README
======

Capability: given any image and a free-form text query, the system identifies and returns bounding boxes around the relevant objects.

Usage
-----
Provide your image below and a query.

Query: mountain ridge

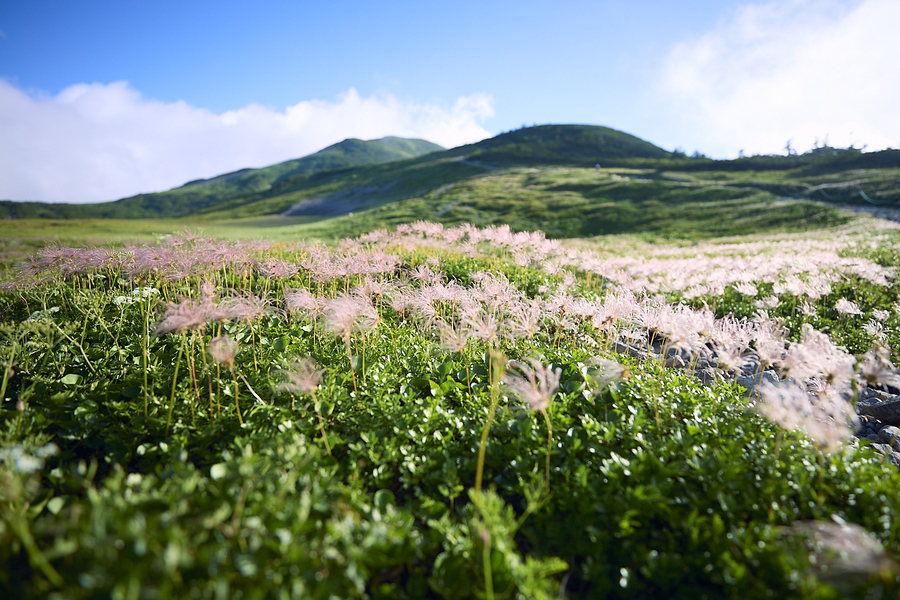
[2,125,899,230]
[0,136,444,219]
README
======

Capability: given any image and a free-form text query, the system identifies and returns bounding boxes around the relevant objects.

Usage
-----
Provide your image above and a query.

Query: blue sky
[1,0,898,203]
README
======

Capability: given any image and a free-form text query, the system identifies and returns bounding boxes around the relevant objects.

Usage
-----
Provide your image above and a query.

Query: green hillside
[0,136,443,219]
[2,125,899,243]
[264,167,859,241]
[148,125,680,220]
[442,123,672,166]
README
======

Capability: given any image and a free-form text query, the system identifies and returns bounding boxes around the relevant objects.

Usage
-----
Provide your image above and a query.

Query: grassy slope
[0,167,858,245]
[181,128,900,239]
[0,136,443,219]
[274,167,855,241]
[1,125,899,243]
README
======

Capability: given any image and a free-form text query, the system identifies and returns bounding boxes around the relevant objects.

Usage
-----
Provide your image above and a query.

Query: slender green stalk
[52,322,97,375]
[250,325,259,373]
[474,350,505,507]
[540,408,553,493]
[8,513,63,587]
[0,340,17,406]
[142,303,150,416]
[166,332,187,435]
[199,334,214,424]
[237,372,263,405]
[230,365,243,425]
[481,524,494,600]
[311,389,332,457]
[345,336,358,392]
[188,332,200,422]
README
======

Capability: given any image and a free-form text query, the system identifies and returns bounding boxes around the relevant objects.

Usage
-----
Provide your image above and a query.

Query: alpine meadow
[6,124,900,599]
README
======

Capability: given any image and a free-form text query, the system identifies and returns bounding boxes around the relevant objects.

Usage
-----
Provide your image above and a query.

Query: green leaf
[374,489,395,509]
[121,385,141,399]
[437,360,453,379]
[46,496,66,515]
[428,552,472,600]
[210,463,228,480]
[61,373,82,386]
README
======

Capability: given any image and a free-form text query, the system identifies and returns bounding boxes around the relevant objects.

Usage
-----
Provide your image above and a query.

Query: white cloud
[0,80,494,203]
[655,0,900,158]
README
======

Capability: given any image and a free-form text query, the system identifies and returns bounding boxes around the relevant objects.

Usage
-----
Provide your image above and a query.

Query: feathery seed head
[835,298,863,316]
[322,292,378,339]
[504,358,562,413]
[756,381,857,452]
[857,345,900,389]
[278,357,324,395]
[208,336,239,367]
[586,357,627,391]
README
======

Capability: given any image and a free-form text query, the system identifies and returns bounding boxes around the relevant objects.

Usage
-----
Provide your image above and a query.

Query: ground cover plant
[3,220,900,598]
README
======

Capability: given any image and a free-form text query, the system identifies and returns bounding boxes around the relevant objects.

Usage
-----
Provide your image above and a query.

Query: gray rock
[878,425,900,444]
[866,434,882,443]
[612,342,647,360]
[696,368,717,386]
[863,388,895,403]
[888,452,900,469]
[665,355,686,369]
[869,443,892,455]
[735,370,780,396]
[739,360,761,378]
[857,414,879,428]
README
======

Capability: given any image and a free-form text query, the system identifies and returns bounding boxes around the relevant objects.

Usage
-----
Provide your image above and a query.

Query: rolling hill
[2,124,899,242]
[0,136,443,219]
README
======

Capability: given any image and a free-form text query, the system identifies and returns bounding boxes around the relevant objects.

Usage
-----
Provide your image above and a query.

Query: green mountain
[0,136,443,219]
[443,123,671,166]
[118,125,677,220]
[3,124,900,242]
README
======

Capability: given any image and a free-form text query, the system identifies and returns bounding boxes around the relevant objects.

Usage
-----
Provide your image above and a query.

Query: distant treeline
[657,147,900,174]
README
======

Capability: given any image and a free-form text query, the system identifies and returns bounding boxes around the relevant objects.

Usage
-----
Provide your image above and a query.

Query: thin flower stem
[0,340,17,409]
[52,322,97,375]
[361,333,367,386]
[142,303,150,417]
[198,335,214,424]
[166,333,187,436]
[8,515,64,587]
[540,408,553,493]
[237,372,264,405]
[481,523,495,600]
[311,390,332,456]
[230,365,243,425]
[251,325,259,374]
[345,336,358,392]
[188,333,200,421]
[474,349,505,507]
[215,362,222,416]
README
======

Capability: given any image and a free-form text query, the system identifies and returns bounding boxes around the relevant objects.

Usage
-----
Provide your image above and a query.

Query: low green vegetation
[3,126,897,231]
[3,124,900,597]
[0,164,868,246]
[282,167,855,241]
[3,223,900,598]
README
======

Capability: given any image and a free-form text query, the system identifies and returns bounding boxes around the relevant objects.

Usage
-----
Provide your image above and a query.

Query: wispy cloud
[0,80,494,203]
[655,0,900,158]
